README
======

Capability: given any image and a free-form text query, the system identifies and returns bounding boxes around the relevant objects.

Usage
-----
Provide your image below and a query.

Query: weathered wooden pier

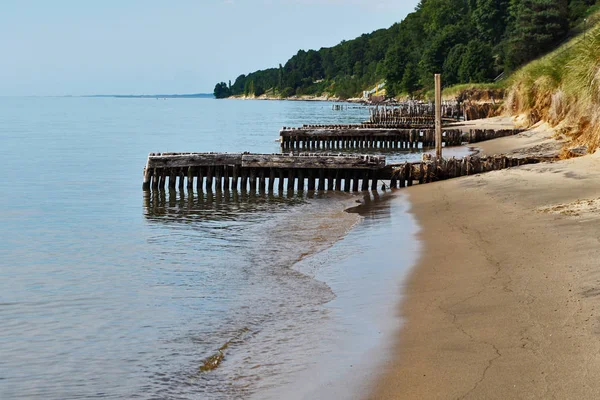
[142,152,547,193]
[280,128,463,150]
[279,127,523,151]
[143,152,388,193]
[368,101,462,123]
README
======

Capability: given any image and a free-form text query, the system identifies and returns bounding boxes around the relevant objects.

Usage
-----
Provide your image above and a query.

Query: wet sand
[371,126,600,399]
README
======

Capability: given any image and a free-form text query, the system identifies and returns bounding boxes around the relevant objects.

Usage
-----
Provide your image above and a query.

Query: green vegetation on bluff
[506,7,600,151]
[214,0,599,99]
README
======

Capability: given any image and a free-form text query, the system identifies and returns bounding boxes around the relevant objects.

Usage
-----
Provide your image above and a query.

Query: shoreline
[369,130,600,398]
[226,94,369,104]
[259,191,419,400]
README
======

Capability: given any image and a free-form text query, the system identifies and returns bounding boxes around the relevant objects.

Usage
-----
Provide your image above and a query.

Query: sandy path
[370,146,600,399]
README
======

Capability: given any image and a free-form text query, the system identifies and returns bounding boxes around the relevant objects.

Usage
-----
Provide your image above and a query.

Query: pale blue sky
[0,1,420,96]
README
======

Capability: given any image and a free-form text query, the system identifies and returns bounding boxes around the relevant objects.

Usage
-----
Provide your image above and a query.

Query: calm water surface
[0,97,421,399]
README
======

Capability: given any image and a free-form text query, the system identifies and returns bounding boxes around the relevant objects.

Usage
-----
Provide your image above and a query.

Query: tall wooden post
[435,74,443,160]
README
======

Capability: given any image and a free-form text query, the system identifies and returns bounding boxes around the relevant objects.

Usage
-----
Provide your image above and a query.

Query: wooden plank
[241,154,385,169]
[148,153,243,168]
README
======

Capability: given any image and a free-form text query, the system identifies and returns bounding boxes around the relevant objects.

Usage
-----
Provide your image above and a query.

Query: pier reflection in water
[142,188,316,221]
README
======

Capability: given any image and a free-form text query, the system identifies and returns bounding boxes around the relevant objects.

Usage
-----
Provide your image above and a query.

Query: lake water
[0,97,424,399]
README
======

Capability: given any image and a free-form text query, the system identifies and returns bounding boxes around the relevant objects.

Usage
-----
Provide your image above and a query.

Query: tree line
[214,0,598,99]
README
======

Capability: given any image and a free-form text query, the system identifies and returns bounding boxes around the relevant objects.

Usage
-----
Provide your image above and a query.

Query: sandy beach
[370,123,600,399]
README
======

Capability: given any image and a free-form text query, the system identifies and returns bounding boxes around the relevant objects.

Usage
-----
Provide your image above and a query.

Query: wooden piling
[169,169,176,190]
[344,171,351,192]
[318,169,325,191]
[232,165,239,191]
[215,166,223,192]
[196,167,204,192]
[287,169,294,191]
[268,168,275,192]
[278,169,285,192]
[335,171,342,191]
[435,74,442,160]
[249,168,257,193]
[206,166,214,191]
[297,169,305,191]
[240,168,248,192]
[308,169,316,191]
[352,171,360,192]
[371,171,378,191]
[258,169,266,192]
[142,166,152,191]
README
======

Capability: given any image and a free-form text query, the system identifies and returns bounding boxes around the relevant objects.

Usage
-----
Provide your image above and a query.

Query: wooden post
[335,171,342,191]
[278,169,285,192]
[159,169,166,191]
[318,169,325,191]
[287,169,294,191]
[224,166,231,191]
[352,171,360,192]
[206,166,214,191]
[258,169,266,193]
[240,168,248,192]
[169,169,176,190]
[362,170,370,191]
[268,168,275,193]
[196,167,204,192]
[327,171,334,191]
[370,170,378,191]
[435,74,443,160]
[232,165,239,191]
[344,170,351,192]
[249,168,257,193]
[142,167,152,191]
[308,169,316,191]
[178,169,185,191]
[297,169,305,191]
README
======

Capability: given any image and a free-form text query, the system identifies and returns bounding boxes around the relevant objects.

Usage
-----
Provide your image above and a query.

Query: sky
[0,0,420,96]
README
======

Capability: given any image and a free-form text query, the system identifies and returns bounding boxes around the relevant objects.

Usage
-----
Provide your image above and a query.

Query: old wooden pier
[280,128,464,150]
[143,152,387,193]
[142,152,546,193]
[279,127,524,151]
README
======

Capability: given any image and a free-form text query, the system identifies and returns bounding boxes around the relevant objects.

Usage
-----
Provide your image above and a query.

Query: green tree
[458,40,495,82]
[506,0,569,70]
[213,82,231,99]
[471,0,510,42]
[443,44,467,85]
[401,62,420,95]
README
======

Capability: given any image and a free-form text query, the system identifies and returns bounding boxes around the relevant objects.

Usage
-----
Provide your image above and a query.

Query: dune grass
[442,82,506,98]
[506,14,600,151]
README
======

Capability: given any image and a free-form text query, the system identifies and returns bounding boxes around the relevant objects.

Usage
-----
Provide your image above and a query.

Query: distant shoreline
[227,94,369,104]
[79,93,214,99]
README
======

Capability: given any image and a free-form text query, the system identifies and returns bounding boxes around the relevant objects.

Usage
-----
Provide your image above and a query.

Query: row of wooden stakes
[279,129,464,150]
[389,155,545,188]
[146,165,387,193]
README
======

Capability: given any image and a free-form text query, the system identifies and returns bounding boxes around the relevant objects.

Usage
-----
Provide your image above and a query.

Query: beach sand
[370,123,600,399]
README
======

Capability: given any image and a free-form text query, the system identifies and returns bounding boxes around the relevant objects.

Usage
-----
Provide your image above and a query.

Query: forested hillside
[214,0,599,99]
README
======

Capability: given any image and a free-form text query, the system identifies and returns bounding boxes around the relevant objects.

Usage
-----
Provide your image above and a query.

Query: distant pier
[279,127,524,151]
